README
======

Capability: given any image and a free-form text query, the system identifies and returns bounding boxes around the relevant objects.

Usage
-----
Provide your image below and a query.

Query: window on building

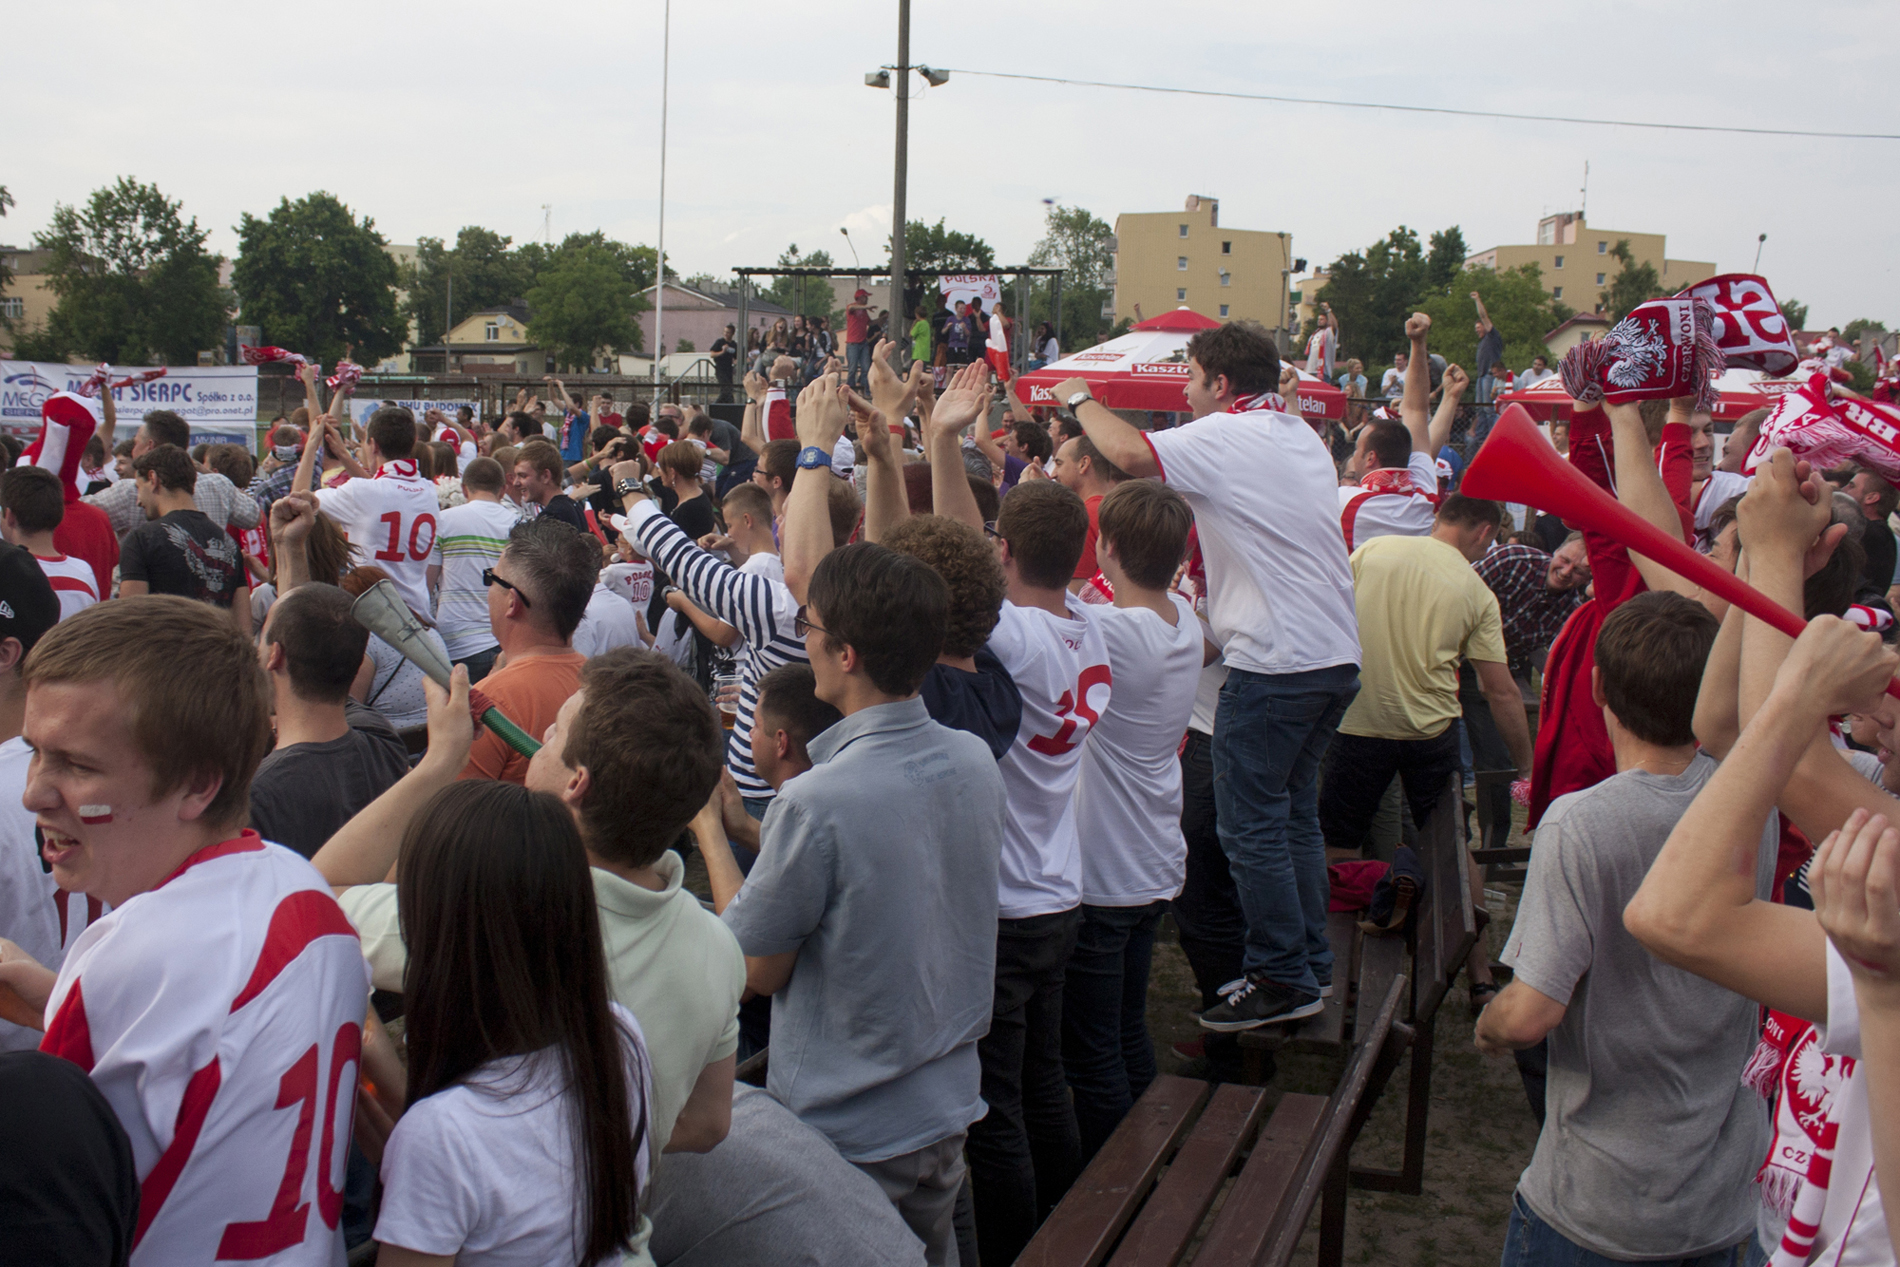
[1222,241,1232,255]
[1597,241,1608,254]
[1554,255,1564,268]
[1553,286,1563,300]
[1177,256,1188,271]
[1177,288,1187,301]
[1219,304,1230,317]
[0,298,22,320]
[485,323,500,342]
[1220,271,1231,287]
[1596,272,1606,286]
[1179,224,1189,238]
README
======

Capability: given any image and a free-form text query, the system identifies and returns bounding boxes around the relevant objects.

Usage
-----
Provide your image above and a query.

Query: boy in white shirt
[1,467,98,619]
[923,370,1109,1266]
[0,598,367,1265]
[428,455,518,682]
[1061,481,1204,1163]
[301,405,439,616]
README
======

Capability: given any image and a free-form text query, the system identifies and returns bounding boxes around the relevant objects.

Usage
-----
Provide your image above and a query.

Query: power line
[928,67,1900,142]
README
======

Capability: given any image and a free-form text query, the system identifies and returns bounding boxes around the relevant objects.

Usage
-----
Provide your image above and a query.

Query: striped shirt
[85,469,261,536]
[33,552,99,619]
[627,499,806,800]
[429,498,519,658]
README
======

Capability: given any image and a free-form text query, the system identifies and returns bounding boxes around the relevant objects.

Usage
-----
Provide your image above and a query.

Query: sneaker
[1195,976,1324,1031]
[1220,974,1331,999]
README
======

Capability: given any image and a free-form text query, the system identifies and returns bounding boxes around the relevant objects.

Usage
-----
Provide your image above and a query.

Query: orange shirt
[1072,495,1104,580]
[459,649,585,785]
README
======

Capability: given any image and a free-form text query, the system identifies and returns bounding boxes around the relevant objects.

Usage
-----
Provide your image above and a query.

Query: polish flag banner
[1746,371,1900,485]
[986,315,1013,384]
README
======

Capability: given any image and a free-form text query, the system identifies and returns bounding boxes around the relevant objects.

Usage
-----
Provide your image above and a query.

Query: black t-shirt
[669,493,718,541]
[1862,516,1897,597]
[119,508,243,608]
[249,703,411,859]
[920,648,1023,761]
[0,1050,139,1265]
[538,494,590,534]
[709,416,754,465]
[711,337,737,371]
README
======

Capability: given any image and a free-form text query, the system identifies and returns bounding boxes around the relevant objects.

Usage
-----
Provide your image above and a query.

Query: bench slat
[1414,772,1478,1023]
[1107,1084,1266,1267]
[1262,975,1409,1267]
[1017,1075,1209,1267]
[1186,1093,1328,1267]
[1353,932,1404,1043]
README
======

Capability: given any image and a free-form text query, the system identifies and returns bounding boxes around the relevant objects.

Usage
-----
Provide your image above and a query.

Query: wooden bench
[1017,974,1409,1267]
[1469,768,1531,882]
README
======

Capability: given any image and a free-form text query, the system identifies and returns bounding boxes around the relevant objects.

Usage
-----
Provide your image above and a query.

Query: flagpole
[653,0,671,399]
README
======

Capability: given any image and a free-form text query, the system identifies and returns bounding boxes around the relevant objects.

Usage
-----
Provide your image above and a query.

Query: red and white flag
[986,315,1013,384]
[1746,370,1900,485]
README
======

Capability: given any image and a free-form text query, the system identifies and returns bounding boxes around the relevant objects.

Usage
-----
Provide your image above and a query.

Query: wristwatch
[796,445,833,471]
[1066,389,1093,410]
[615,477,644,496]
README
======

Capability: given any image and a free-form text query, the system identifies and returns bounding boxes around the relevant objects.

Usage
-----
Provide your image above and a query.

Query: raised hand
[1278,366,1300,396]
[1405,312,1432,341]
[1811,809,1900,990]
[930,360,994,439]
[844,385,895,465]
[1776,615,1900,719]
[1738,448,1837,568]
[271,490,318,548]
[1442,364,1470,398]
[868,339,917,421]
[743,370,769,404]
[795,373,850,449]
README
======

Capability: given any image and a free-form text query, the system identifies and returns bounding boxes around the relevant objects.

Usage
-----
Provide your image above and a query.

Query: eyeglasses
[793,605,828,637]
[482,568,531,608]
[982,521,1003,541]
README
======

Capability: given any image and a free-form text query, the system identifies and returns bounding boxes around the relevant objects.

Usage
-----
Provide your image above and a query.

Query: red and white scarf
[240,345,313,374]
[1745,371,1900,486]
[1742,1010,1856,1266]
[75,364,167,397]
[375,458,420,481]
[1357,466,1432,499]
[1561,297,1724,413]
[1230,390,1288,415]
[1675,274,1801,377]
[326,360,365,392]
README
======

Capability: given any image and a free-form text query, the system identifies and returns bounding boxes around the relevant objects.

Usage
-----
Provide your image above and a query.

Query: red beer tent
[1496,368,1807,424]
[1012,307,1348,421]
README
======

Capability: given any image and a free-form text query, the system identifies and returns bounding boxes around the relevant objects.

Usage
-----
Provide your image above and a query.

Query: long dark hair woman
[372,780,651,1267]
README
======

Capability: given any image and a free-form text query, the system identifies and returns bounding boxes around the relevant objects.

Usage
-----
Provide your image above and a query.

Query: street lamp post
[890,0,910,323]
[653,0,671,396]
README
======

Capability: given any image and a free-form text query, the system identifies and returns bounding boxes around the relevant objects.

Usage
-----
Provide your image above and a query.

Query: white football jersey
[314,460,440,615]
[987,598,1112,919]
[1075,596,1202,907]
[42,832,370,1264]
[0,734,97,1051]
[33,551,100,620]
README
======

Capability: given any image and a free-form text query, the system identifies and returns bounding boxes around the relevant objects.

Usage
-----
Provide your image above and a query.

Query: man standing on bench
[1475,592,1775,1264]
[1065,321,1361,1028]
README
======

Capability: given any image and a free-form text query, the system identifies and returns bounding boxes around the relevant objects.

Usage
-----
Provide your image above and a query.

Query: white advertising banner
[0,361,260,447]
[939,274,1002,313]
[347,399,479,430]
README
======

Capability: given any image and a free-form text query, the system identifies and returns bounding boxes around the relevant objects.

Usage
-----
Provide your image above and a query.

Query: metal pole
[891,0,910,330]
[736,276,749,374]
[1054,271,1062,350]
[653,0,671,391]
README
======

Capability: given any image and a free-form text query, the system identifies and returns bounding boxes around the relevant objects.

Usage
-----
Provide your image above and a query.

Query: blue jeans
[1500,1191,1755,1267]
[845,340,872,392]
[1061,900,1167,1164]
[1212,663,1359,994]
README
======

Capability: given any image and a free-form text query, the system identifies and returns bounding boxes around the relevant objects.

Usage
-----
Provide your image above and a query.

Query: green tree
[1026,204,1115,348]
[1314,226,1433,368]
[1426,226,1468,290]
[233,192,402,366]
[525,242,642,370]
[25,178,228,365]
[1843,318,1888,344]
[761,244,836,319]
[1779,298,1809,332]
[1418,264,1567,375]
[403,226,534,347]
[1599,240,1667,322]
[0,185,14,315]
[897,219,995,274]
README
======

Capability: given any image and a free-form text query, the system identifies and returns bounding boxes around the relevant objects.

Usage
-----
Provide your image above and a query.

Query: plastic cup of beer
[714,674,741,729]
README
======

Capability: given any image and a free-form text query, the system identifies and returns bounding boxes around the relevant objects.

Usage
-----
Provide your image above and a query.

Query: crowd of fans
[0,299,1898,1267]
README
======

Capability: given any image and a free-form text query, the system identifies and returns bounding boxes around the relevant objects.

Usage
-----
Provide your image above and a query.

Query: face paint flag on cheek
[78,805,112,825]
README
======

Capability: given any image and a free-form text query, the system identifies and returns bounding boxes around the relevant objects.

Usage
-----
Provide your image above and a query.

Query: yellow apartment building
[1111,195,1293,331]
[1465,212,1716,313]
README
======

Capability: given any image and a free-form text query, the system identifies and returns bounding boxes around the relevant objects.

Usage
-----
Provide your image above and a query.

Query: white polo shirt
[314,459,440,615]
[1145,406,1359,677]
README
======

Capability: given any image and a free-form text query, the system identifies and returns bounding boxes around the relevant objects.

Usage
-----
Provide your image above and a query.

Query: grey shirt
[1503,753,1774,1259]
[721,696,1003,1163]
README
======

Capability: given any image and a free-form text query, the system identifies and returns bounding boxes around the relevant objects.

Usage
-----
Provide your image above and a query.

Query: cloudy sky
[11,0,1898,325]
